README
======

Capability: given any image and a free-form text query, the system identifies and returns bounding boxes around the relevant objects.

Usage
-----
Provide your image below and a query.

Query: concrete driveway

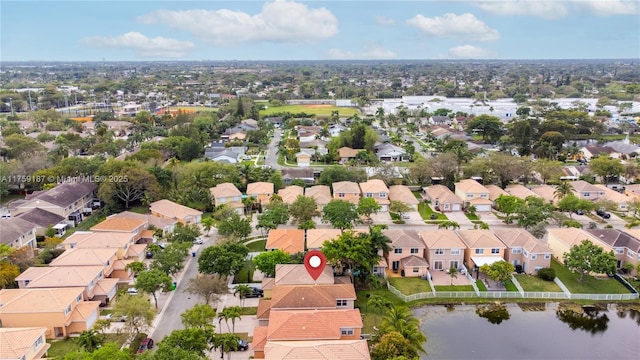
[477,211,505,227]
[445,211,474,229]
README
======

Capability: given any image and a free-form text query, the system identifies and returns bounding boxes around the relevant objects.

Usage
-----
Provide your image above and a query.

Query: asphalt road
[264,129,283,170]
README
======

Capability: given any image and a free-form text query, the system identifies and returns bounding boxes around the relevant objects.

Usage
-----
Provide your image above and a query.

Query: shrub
[429,214,438,220]
[537,267,556,281]
[605,224,613,229]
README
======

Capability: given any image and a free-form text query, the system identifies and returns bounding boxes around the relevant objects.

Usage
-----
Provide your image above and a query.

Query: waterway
[415,303,640,360]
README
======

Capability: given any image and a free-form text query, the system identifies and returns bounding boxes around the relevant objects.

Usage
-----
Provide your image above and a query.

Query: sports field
[259,104,360,117]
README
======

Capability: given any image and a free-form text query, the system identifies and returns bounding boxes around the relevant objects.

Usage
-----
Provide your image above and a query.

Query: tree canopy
[198,243,249,276]
[563,239,617,281]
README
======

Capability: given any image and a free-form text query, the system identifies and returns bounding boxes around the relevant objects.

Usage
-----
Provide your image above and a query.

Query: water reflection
[476,303,510,324]
[556,305,609,335]
[616,306,640,326]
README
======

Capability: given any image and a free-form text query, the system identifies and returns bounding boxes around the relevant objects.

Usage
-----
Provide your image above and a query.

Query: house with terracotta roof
[419,230,466,272]
[109,211,176,235]
[485,184,508,208]
[260,263,337,299]
[304,185,332,211]
[209,182,244,215]
[456,230,507,270]
[10,182,96,226]
[505,184,540,201]
[49,248,119,278]
[530,184,559,204]
[593,184,632,211]
[332,181,360,204]
[359,179,390,211]
[270,284,357,310]
[493,228,552,274]
[337,147,362,163]
[266,229,305,255]
[0,327,50,360]
[569,180,605,201]
[0,218,37,252]
[247,182,275,205]
[547,228,614,263]
[15,266,118,305]
[305,229,342,250]
[91,216,147,241]
[0,288,100,339]
[423,185,463,212]
[150,199,202,225]
[389,185,419,210]
[454,179,492,212]
[589,229,640,275]
[277,185,304,205]
[60,231,143,261]
[295,151,311,167]
[262,340,370,360]
[383,229,428,276]
[13,208,66,236]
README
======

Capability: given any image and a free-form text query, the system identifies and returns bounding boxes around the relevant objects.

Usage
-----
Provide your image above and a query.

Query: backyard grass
[504,280,519,292]
[388,277,432,295]
[515,274,563,292]
[47,333,126,358]
[551,259,631,294]
[245,239,266,252]
[418,202,448,221]
[127,205,148,214]
[62,210,107,238]
[476,279,488,291]
[0,193,23,205]
[260,104,360,118]
[434,285,475,292]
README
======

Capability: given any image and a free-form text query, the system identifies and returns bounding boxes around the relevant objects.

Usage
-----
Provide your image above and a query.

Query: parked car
[127,288,139,294]
[237,339,249,351]
[596,209,611,219]
[574,209,584,215]
[193,237,204,245]
[137,338,154,353]
[239,287,264,298]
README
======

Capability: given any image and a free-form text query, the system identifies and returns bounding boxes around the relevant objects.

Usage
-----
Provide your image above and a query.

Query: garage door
[474,204,491,212]
[452,204,461,211]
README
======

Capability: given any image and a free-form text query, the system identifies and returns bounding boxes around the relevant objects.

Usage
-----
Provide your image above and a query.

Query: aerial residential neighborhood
[1,1,640,359]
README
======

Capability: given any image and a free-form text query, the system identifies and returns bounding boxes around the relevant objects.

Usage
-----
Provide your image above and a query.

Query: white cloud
[475,0,569,19]
[327,44,396,60]
[575,0,640,16]
[375,16,396,26]
[406,13,500,42]
[81,32,194,58]
[447,45,496,59]
[138,0,338,45]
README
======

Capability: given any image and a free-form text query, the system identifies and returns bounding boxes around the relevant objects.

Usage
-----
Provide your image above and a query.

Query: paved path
[445,211,475,229]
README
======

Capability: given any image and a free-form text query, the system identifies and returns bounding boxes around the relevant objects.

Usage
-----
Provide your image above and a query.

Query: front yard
[388,277,432,295]
[47,333,127,358]
[551,259,631,294]
[418,202,448,221]
[515,274,563,292]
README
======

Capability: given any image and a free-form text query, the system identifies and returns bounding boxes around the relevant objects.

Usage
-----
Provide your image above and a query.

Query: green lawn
[245,239,266,252]
[418,202,448,220]
[260,104,360,118]
[465,213,479,221]
[388,277,432,295]
[240,306,258,316]
[233,261,259,284]
[127,205,148,214]
[504,280,519,292]
[434,285,475,291]
[47,333,126,358]
[515,274,563,292]
[62,210,107,238]
[476,279,488,291]
[551,259,631,294]
[0,193,23,205]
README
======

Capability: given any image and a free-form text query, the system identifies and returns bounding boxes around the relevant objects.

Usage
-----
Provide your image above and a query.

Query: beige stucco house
[454,179,492,212]
[0,327,50,360]
[419,230,466,272]
[547,228,614,263]
[247,182,275,205]
[304,185,332,211]
[266,229,305,255]
[383,229,428,277]
[423,185,463,212]
[493,228,553,274]
[277,185,304,205]
[0,218,37,252]
[150,199,202,224]
[209,182,244,215]
[456,229,506,270]
[359,179,390,211]
[332,181,361,204]
[389,185,420,210]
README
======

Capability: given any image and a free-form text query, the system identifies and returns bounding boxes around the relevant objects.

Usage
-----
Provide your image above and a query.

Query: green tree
[125,261,146,278]
[554,181,574,200]
[465,114,504,143]
[198,243,249,276]
[448,266,458,285]
[63,343,132,360]
[557,194,594,218]
[167,223,202,243]
[514,196,554,229]
[77,329,103,352]
[289,195,320,224]
[150,242,189,276]
[479,260,515,283]
[368,294,392,326]
[252,249,291,277]
[0,261,20,289]
[112,293,155,343]
[181,304,217,329]
[358,196,382,221]
[317,166,367,185]
[212,333,240,360]
[157,328,214,358]
[233,284,252,309]
[217,306,242,333]
[389,200,411,219]
[494,195,525,224]
[534,159,563,184]
[589,156,625,183]
[184,273,228,305]
[217,213,252,240]
[371,331,418,360]
[378,305,426,355]
[135,269,173,309]
[201,217,215,236]
[322,231,375,287]
[437,221,460,230]
[563,239,617,281]
[97,166,161,209]
[322,199,360,232]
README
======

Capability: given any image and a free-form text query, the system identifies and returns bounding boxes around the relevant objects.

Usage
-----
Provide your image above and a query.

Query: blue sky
[2,0,639,61]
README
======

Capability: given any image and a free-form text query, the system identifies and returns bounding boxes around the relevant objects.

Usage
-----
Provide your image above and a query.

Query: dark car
[237,339,249,351]
[574,209,584,215]
[241,287,264,298]
[137,338,154,353]
[596,209,611,219]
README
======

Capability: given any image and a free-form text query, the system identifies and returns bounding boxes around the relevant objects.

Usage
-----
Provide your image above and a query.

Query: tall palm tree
[368,294,392,326]
[448,266,458,285]
[78,329,103,352]
[213,333,241,360]
[380,305,427,353]
[554,181,574,200]
[438,221,460,230]
[233,285,252,309]
[218,306,242,333]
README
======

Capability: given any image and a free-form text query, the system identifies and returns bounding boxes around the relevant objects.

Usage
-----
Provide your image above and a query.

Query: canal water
[414,303,640,360]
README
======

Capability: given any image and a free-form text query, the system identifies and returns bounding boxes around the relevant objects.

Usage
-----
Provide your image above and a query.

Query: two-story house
[0,288,100,339]
[332,181,361,204]
[569,180,605,201]
[247,182,275,205]
[110,211,176,236]
[546,228,614,264]
[13,208,66,237]
[589,229,640,275]
[419,230,466,272]
[150,199,202,225]
[530,185,559,205]
[505,184,540,201]
[60,231,143,261]
[209,182,244,215]
[454,179,492,212]
[389,185,420,210]
[277,185,304,205]
[305,229,343,250]
[91,216,147,242]
[0,218,37,252]
[359,179,390,211]
[15,266,118,305]
[304,185,332,211]
[266,229,305,255]
[262,339,369,359]
[260,264,336,301]
[485,184,508,208]
[423,185,463,212]
[49,248,120,279]
[593,185,631,211]
[383,229,428,277]
[0,327,50,360]
[337,147,363,164]
[456,229,507,271]
[493,228,553,274]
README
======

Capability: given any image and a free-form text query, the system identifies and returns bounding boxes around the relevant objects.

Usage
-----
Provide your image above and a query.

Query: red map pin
[304,250,327,281]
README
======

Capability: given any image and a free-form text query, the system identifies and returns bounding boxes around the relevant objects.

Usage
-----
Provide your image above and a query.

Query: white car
[194,238,204,245]
[127,288,139,294]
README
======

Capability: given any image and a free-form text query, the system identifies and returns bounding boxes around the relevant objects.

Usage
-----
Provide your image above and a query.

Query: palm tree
[438,221,460,230]
[368,294,392,326]
[213,333,241,360]
[448,266,458,285]
[242,196,256,216]
[554,181,574,200]
[234,284,252,309]
[218,306,242,333]
[78,329,103,352]
[474,221,490,230]
[380,305,427,353]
